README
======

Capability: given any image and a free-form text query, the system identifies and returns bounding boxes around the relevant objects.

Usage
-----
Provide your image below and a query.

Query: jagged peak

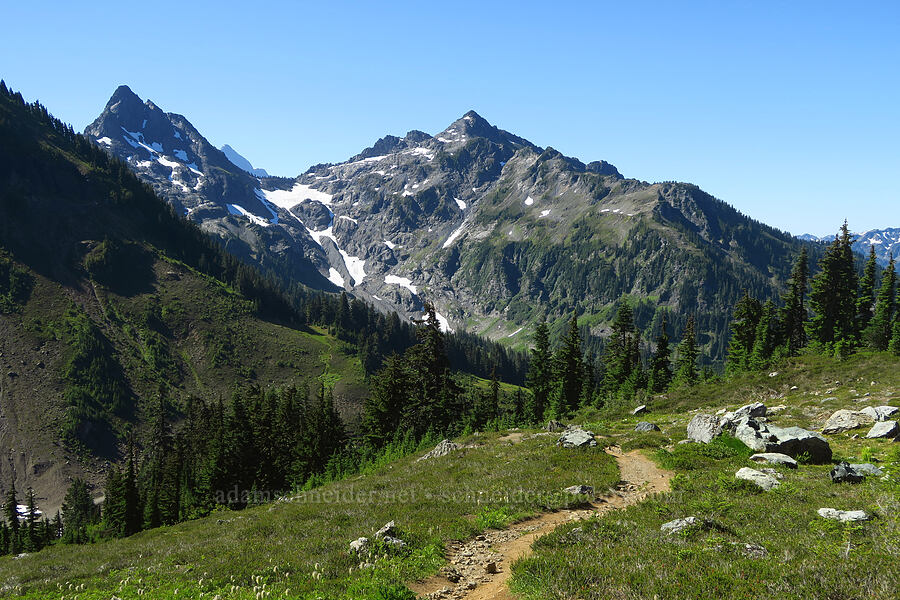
[106,84,142,110]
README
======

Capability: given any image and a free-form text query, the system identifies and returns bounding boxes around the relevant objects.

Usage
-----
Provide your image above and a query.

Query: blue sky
[4,1,898,235]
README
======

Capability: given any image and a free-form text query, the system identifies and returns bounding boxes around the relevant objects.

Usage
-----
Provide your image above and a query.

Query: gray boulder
[830,461,864,484]
[564,485,594,495]
[860,406,899,422]
[634,421,660,432]
[732,417,769,452]
[817,508,870,522]
[380,535,407,549]
[865,420,899,439]
[849,463,884,477]
[735,467,780,491]
[749,452,798,469]
[822,409,874,434]
[734,402,767,420]
[546,419,566,432]
[660,517,702,535]
[375,521,396,539]
[417,439,461,461]
[557,428,597,448]
[765,424,832,463]
[687,414,723,443]
[631,405,648,416]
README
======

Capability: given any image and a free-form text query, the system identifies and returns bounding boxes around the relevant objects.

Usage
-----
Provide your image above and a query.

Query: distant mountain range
[799,229,899,266]
[85,85,819,360]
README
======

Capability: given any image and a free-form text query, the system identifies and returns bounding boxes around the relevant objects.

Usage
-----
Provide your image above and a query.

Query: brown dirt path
[409,446,672,600]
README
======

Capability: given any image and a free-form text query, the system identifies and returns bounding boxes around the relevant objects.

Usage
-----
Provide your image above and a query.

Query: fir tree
[889,317,900,356]
[61,478,97,544]
[647,314,672,393]
[726,292,762,374]
[673,316,699,387]
[855,246,878,336]
[750,301,777,370]
[601,303,640,394]
[780,249,808,356]
[865,256,896,350]
[808,223,859,347]
[24,487,38,551]
[362,355,411,447]
[4,481,18,552]
[553,316,583,416]
[525,322,553,424]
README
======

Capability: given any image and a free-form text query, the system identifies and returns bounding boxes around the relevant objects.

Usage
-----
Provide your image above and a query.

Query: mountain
[221,143,270,177]
[799,229,898,266]
[87,90,819,361]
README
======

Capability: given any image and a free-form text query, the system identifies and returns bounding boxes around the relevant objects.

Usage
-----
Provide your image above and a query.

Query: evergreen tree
[856,246,878,336]
[24,487,38,551]
[672,316,699,387]
[726,292,762,374]
[780,249,808,356]
[4,481,18,553]
[750,301,777,370]
[647,314,672,393]
[61,478,97,544]
[362,355,411,447]
[889,317,900,356]
[808,223,859,347]
[865,256,896,350]
[601,303,640,394]
[553,315,583,416]
[525,322,552,424]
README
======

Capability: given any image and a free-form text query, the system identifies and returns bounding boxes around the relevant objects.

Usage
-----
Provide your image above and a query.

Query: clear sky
[4,1,898,235]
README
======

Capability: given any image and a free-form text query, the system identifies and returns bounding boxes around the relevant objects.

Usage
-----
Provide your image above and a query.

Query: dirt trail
[409,446,672,600]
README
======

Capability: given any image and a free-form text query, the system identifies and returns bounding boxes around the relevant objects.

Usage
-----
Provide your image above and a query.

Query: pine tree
[856,246,878,336]
[61,478,96,544]
[4,481,18,553]
[726,292,762,374]
[525,322,552,424]
[553,316,583,416]
[362,355,411,447]
[889,317,900,356]
[750,301,777,370]
[24,488,38,551]
[602,303,639,394]
[808,223,859,347]
[780,249,808,356]
[673,316,699,387]
[865,256,896,350]
[646,314,671,393]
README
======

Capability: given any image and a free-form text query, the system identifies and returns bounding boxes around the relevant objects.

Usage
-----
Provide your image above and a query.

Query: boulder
[732,417,770,452]
[764,424,832,463]
[687,414,723,443]
[557,428,597,448]
[849,463,884,477]
[733,402,767,420]
[631,405,648,416]
[350,537,370,553]
[860,406,899,422]
[735,467,780,491]
[865,420,899,439]
[375,521,396,539]
[768,405,787,415]
[546,419,566,432]
[817,508,870,522]
[564,485,594,495]
[749,452,798,469]
[660,517,702,535]
[418,439,461,461]
[380,535,407,549]
[634,421,660,432]
[830,461,864,484]
[822,409,874,434]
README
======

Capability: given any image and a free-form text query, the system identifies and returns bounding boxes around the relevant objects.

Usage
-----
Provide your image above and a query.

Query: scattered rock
[865,420,899,439]
[749,452,798,469]
[768,405,787,415]
[830,462,864,484]
[381,535,407,549]
[735,467,780,491]
[849,463,884,477]
[634,421,660,432]
[732,542,769,558]
[7,371,17,378]
[631,405,648,416]
[440,566,461,583]
[687,414,723,443]
[817,508,870,522]
[765,423,832,463]
[660,517,702,535]
[822,409,875,434]
[861,406,899,421]
[484,562,498,574]
[790,385,799,391]
[418,439,461,461]
[734,402,767,420]
[564,485,594,495]
[349,537,370,553]
[375,521,396,539]
[556,428,597,448]
[769,371,779,377]
[546,419,566,432]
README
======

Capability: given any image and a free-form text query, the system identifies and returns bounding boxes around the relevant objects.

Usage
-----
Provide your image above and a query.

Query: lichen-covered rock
[687,414,722,444]
[735,467,780,491]
[822,409,874,434]
[556,429,597,448]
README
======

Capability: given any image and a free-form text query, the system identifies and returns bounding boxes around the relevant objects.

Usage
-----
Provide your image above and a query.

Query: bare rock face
[822,409,875,434]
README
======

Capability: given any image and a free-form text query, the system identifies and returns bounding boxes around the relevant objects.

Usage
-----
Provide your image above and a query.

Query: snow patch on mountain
[385,275,418,294]
[327,268,345,287]
[264,184,333,209]
[442,224,466,248]
[454,197,467,210]
[227,204,271,227]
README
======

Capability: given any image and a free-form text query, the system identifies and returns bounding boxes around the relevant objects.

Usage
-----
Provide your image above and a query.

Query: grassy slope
[0,433,619,599]
[511,352,900,600]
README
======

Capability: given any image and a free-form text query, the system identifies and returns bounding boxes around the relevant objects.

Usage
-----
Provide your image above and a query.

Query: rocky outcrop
[687,414,723,444]
[660,517,703,535]
[418,440,462,461]
[822,409,875,434]
[556,429,597,448]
